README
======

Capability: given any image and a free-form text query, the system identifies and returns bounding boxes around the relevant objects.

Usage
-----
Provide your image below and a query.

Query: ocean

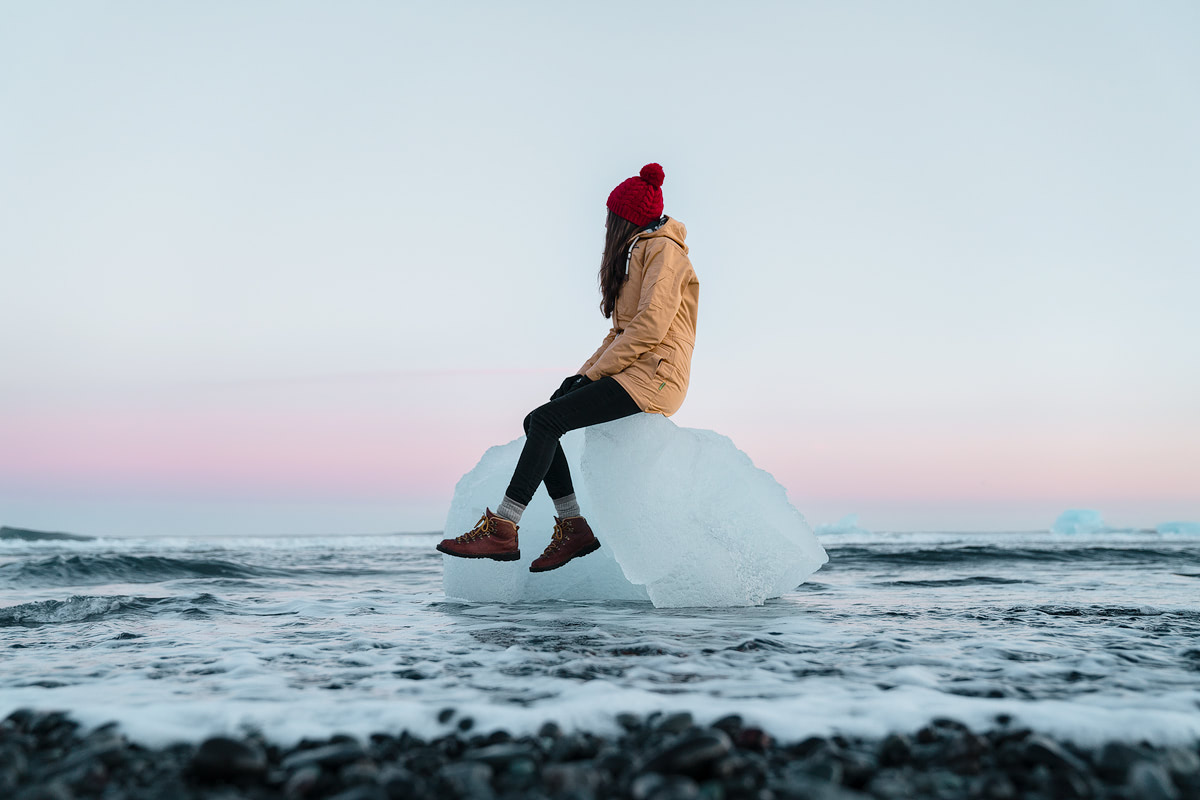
[3,527,1198,754]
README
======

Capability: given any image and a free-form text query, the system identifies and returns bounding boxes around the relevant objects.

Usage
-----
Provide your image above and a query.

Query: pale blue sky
[2,2,1197,535]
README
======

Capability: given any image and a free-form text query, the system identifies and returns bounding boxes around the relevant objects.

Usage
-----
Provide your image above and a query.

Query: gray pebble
[931,717,970,733]
[712,715,743,735]
[927,770,966,794]
[283,764,322,799]
[4,709,36,731]
[633,772,700,800]
[15,781,74,800]
[836,751,878,789]
[190,736,267,780]
[784,753,842,785]
[43,738,126,781]
[1164,745,1200,782]
[0,747,30,793]
[1022,734,1089,776]
[643,729,732,776]
[1089,738,1142,782]
[377,764,426,798]
[326,785,387,800]
[282,741,367,771]
[618,712,643,731]
[439,761,493,800]
[656,712,695,734]
[775,776,872,800]
[877,733,910,766]
[789,736,834,759]
[968,772,1017,800]
[543,761,602,795]
[633,772,667,800]
[1127,760,1180,800]
[339,759,381,785]
[461,741,537,767]
[865,767,913,799]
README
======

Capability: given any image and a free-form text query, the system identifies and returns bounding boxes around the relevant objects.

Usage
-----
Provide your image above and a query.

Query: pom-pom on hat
[607,163,665,226]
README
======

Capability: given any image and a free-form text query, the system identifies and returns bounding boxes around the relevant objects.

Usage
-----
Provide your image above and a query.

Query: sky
[1,2,1197,536]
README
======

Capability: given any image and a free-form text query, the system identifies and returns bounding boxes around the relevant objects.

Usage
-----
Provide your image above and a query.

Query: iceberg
[1051,509,1106,535]
[441,414,828,608]
[815,514,870,536]
[1156,521,1200,535]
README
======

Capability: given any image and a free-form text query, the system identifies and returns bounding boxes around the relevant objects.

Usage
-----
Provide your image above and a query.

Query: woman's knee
[525,404,565,437]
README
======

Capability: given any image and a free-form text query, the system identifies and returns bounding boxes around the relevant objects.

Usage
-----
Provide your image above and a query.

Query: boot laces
[546,518,574,552]
[455,514,493,544]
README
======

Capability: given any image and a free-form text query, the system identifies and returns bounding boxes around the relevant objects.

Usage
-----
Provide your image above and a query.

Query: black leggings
[505,376,643,506]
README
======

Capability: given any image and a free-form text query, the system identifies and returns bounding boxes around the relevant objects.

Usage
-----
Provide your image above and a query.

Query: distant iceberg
[1156,521,1200,535]
[815,514,870,536]
[441,414,828,608]
[1051,509,1106,535]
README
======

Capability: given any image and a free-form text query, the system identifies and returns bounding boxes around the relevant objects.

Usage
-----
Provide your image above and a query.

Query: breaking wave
[0,593,224,626]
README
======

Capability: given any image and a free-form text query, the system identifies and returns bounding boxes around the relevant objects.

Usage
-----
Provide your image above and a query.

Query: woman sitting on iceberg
[437,162,699,572]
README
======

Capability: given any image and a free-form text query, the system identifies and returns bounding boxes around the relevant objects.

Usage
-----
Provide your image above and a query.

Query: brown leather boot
[436,508,520,561]
[529,515,601,573]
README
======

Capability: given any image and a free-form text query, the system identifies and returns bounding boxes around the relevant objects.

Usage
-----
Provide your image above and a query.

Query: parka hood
[638,216,688,255]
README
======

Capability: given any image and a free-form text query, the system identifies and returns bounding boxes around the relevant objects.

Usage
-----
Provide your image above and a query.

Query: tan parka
[578,216,698,416]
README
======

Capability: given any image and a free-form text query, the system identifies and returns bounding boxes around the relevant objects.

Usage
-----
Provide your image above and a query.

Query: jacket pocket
[652,356,678,386]
[628,349,663,382]
[650,345,675,376]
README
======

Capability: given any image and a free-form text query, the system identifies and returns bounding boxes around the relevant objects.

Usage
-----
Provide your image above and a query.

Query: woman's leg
[500,377,641,520]
[521,414,573,499]
[518,415,584,520]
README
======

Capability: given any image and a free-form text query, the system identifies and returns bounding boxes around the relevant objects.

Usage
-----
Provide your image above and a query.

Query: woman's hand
[550,374,592,401]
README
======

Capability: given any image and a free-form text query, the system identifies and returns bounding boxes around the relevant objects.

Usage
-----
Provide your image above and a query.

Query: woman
[437,163,699,572]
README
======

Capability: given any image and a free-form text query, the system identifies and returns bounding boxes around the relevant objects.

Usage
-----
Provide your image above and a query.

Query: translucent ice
[815,514,870,536]
[1052,509,1106,535]
[441,414,828,608]
[1157,521,1200,535]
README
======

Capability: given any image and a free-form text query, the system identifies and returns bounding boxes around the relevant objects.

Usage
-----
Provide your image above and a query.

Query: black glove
[550,374,592,401]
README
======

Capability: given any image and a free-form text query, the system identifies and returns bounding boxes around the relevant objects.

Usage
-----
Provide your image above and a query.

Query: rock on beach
[2,707,1199,800]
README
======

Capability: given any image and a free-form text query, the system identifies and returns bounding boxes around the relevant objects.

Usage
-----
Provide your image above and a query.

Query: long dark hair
[598,210,649,319]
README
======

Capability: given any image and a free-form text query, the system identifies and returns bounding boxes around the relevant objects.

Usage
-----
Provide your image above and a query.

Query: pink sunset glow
[3,367,1196,533]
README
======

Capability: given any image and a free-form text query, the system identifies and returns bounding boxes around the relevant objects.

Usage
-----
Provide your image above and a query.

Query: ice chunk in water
[1052,509,1106,534]
[441,414,828,608]
[815,514,870,535]
[1157,521,1200,535]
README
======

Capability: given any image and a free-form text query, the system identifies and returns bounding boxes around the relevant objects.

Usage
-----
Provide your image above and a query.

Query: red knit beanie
[607,163,665,226]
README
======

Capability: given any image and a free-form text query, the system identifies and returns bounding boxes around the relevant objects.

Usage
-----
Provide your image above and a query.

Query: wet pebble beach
[5,707,1200,800]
